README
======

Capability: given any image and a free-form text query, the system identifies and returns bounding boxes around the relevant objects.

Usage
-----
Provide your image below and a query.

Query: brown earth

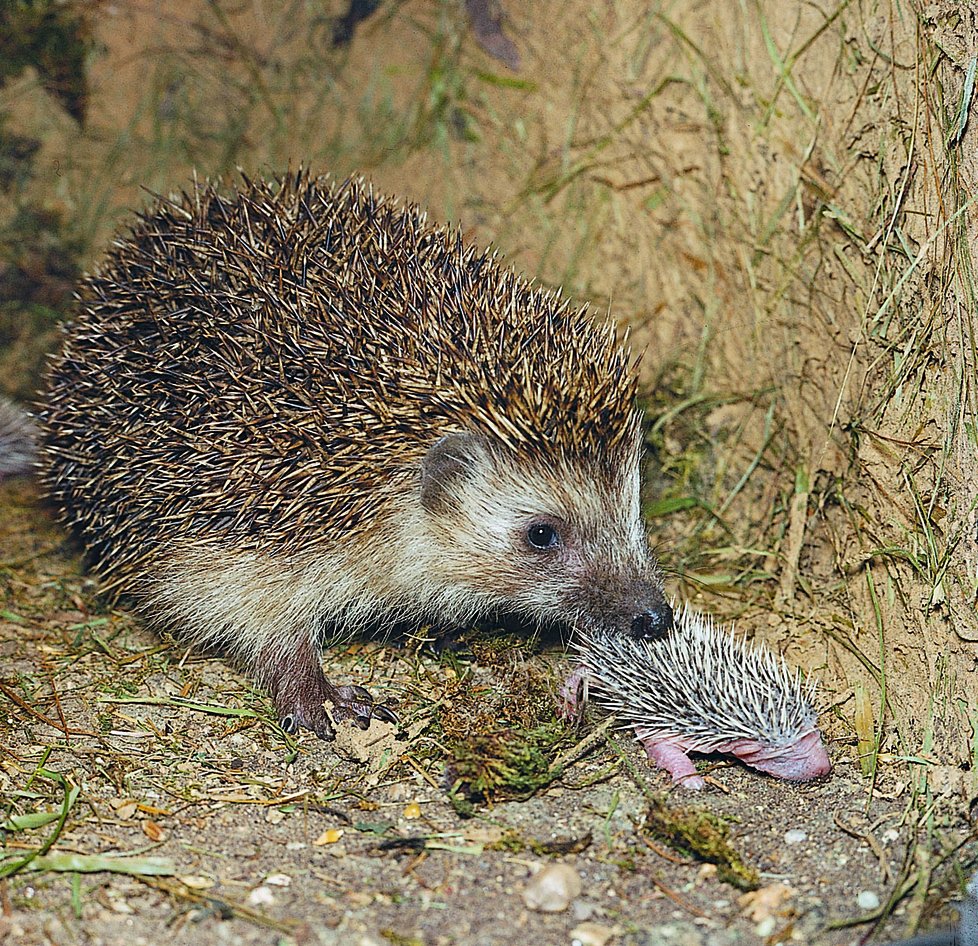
[1,0,976,944]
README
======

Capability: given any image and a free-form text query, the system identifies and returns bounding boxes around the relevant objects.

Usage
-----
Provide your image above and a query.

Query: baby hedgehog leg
[638,736,707,789]
[557,665,588,721]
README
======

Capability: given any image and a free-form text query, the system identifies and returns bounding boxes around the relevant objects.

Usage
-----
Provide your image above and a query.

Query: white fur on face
[412,421,658,624]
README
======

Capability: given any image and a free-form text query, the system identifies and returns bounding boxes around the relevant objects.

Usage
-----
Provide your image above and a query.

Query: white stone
[522,863,582,913]
[570,921,617,946]
[857,890,880,911]
[246,886,275,907]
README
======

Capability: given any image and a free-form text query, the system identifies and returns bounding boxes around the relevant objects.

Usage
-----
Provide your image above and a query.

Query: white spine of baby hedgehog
[567,605,831,789]
[37,170,677,741]
[0,396,37,480]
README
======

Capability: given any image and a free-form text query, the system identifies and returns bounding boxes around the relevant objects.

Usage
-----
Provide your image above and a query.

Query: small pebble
[105,891,135,915]
[523,863,582,913]
[570,921,617,946]
[857,890,880,911]
[110,798,138,820]
[640,923,707,945]
[784,829,807,845]
[755,917,776,937]
[314,828,345,845]
[178,875,214,890]
[572,899,599,921]
[246,886,274,907]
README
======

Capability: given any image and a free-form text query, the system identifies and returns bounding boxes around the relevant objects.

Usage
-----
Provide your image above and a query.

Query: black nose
[629,602,674,641]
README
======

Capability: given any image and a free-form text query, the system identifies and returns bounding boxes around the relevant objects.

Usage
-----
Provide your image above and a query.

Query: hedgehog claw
[278,711,336,741]
[264,641,340,739]
[373,704,400,724]
[275,699,336,741]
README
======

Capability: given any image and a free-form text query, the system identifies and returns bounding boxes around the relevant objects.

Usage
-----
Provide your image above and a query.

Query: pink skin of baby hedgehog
[637,727,831,790]
[559,618,832,791]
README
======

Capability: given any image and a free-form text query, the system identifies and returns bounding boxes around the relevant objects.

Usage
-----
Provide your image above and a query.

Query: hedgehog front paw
[326,683,399,730]
[276,681,398,739]
[263,638,398,739]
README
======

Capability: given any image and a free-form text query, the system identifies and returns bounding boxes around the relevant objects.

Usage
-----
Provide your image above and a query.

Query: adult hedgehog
[39,171,674,738]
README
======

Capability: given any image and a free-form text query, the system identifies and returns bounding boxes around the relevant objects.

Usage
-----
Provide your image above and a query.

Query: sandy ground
[1,0,976,943]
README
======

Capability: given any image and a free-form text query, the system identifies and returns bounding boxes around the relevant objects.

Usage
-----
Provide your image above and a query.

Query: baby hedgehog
[38,170,675,739]
[567,605,831,788]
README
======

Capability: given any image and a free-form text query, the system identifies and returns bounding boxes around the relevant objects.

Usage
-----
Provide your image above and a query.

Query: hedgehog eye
[526,523,560,551]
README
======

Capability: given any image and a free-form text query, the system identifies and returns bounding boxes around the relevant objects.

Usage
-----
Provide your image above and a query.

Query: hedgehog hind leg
[638,733,706,790]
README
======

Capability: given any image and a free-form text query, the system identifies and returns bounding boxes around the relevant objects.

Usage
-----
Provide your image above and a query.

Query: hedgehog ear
[420,431,490,514]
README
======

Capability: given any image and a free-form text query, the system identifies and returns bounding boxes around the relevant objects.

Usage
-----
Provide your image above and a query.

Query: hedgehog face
[724,731,832,780]
[418,430,673,639]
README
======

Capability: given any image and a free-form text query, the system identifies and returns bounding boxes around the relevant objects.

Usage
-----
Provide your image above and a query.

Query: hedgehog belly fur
[143,520,498,671]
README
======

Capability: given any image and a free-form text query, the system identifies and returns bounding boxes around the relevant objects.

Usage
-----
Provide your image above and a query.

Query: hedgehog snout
[629,601,674,640]
[727,730,832,781]
[571,573,674,642]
